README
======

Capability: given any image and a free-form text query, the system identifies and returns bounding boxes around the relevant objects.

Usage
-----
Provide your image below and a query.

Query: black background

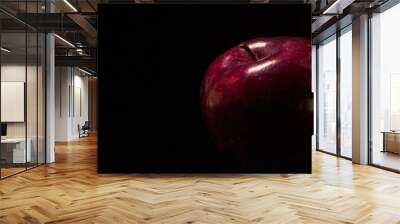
[98,4,311,173]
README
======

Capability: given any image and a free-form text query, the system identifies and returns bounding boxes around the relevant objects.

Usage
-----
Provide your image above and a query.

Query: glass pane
[317,36,337,154]
[340,28,352,158]
[1,32,27,178]
[371,4,400,170]
[27,31,38,169]
[0,1,46,178]
[38,32,45,165]
[312,45,317,150]
[26,0,38,169]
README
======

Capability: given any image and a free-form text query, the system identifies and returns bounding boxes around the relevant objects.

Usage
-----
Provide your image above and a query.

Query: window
[317,35,337,154]
[370,3,400,171]
[0,1,46,179]
[339,26,352,158]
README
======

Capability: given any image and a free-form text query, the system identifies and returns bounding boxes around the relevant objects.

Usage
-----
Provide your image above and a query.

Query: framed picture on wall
[1,82,25,122]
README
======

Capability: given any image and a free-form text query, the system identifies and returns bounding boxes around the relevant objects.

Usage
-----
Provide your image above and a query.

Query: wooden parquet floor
[1,135,400,223]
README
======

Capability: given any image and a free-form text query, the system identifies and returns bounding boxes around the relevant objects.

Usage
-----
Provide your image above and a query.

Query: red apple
[200,37,312,170]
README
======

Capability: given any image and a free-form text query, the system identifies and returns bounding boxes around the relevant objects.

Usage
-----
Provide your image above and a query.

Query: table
[1,138,32,164]
[381,131,400,154]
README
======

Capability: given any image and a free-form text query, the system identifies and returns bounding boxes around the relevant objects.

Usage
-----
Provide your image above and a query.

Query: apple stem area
[240,44,258,61]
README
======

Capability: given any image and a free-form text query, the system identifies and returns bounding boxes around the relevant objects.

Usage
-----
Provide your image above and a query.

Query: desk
[381,131,400,154]
[1,138,31,163]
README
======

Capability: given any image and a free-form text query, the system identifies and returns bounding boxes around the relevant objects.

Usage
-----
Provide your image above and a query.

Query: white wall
[55,66,70,141]
[55,66,89,141]
[1,65,40,137]
[72,73,89,138]
[1,65,28,141]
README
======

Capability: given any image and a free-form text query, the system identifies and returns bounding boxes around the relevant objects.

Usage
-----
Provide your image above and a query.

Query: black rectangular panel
[98,4,312,173]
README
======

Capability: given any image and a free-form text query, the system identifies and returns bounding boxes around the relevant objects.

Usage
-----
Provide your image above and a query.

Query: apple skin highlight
[200,37,312,170]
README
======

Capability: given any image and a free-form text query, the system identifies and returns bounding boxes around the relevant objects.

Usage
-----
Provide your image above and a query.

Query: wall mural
[98,4,313,173]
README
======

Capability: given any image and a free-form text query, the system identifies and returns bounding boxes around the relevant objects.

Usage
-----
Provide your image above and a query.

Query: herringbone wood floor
[1,135,400,224]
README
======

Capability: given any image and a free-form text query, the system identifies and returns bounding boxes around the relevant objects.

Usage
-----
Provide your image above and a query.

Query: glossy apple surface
[200,37,312,170]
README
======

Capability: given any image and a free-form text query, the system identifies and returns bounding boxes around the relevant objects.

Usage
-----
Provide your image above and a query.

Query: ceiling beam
[55,55,96,71]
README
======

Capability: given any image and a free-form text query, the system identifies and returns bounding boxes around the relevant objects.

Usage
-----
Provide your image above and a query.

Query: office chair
[79,121,90,138]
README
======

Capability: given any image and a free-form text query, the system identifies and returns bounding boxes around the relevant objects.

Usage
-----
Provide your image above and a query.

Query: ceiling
[0,0,391,73]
